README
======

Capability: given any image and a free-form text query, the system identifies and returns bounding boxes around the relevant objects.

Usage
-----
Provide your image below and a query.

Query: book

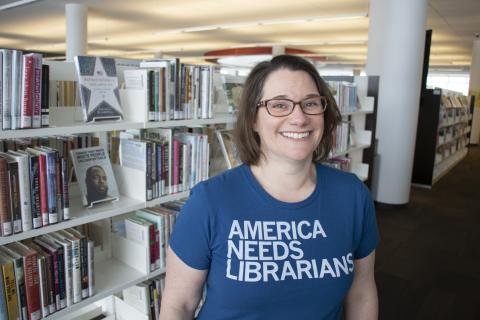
[41,64,49,127]
[11,50,22,130]
[1,49,13,130]
[0,246,28,320]
[124,216,156,272]
[215,130,241,169]
[6,242,41,320]
[47,232,73,307]
[0,152,22,233]
[0,156,13,236]
[56,230,82,304]
[0,250,20,320]
[70,146,119,207]
[64,228,89,299]
[0,266,8,320]
[74,56,123,122]
[27,242,53,317]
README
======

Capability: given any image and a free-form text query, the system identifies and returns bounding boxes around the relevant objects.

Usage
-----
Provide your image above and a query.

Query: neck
[250,157,317,203]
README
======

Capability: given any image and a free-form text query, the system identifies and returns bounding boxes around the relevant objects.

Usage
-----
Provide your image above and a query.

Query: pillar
[66,3,88,62]
[469,39,480,144]
[366,0,428,205]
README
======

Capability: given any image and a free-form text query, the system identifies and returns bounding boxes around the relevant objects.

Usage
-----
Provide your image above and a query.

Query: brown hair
[234,54,342,165]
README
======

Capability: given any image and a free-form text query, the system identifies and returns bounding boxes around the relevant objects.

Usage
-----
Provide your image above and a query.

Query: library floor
[375,146,480,320]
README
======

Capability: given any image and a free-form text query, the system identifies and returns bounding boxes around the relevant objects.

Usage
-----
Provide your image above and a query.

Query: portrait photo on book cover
[70,146,119,207]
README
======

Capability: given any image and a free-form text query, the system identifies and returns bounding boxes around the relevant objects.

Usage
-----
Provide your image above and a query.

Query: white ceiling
[0,0,478,70]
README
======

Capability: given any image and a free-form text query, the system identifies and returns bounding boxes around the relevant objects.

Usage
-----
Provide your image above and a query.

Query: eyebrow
[269,93,321,99]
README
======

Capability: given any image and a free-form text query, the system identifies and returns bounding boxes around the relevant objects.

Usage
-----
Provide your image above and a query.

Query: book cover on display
[70,146,119,207]
[74,56,123,122]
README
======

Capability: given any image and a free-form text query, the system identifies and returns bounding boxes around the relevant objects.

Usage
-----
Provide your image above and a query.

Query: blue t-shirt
[169,163,379,320]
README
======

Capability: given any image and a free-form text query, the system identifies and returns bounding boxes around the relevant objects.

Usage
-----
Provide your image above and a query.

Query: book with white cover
[70,146,119,207]
[6,150,32,231]
[74,56,123,122]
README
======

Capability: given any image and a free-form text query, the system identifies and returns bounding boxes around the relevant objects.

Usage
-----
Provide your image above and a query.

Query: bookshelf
[412,88,473,187]
[324,75,380,188]
[0,58,235,319]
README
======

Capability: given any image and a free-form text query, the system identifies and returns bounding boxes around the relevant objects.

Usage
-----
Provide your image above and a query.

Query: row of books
[326,81,358,113]
[323,156,352,172]
[439,105,471,127]
[0,228,93,320]
[435,136,469,165]
[114,201,182,273]
[115,128,210,200]
[0,134,97,237]
[121,273,166,320]
[332,121,353,155]
[440,93,469,108]
[124,59,214,121]
[0,49,49,131]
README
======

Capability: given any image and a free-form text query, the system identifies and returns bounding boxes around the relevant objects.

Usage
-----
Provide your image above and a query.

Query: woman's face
[253,68,325,165]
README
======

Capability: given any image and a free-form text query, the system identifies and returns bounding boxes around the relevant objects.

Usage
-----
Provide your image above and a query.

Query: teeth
[281,132,310,139]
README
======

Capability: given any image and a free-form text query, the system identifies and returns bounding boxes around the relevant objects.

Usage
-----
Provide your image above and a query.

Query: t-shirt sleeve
[353,185,380,259]
[169,183,212,270]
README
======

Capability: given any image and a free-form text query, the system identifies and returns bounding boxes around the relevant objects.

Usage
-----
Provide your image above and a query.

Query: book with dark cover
[41,64,49,127]
[27,242,53,317]
[25,148,48,227]
[31,53,42,128]
[0,156,13,236]
[0,153,22,234]
[74,56,123,122]
[36,147,58,224]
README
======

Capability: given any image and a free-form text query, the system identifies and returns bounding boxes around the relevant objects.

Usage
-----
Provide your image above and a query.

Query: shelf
[45,258,166,319]
[0,120,145,139]
[146,190,190,207]
[433,147,468,184]
[341,109,374,116]
[438,119,470,129]
[0,116,236,139]
[331,143,370,158]
[436,132,470,149]
[0,196,145,246]
[143,114,236,129]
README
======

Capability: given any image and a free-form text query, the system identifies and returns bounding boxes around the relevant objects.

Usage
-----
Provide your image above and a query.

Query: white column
[469,39,480,144]
[366,0,428,205]
[66,3,88,62]
[272,46,285,56]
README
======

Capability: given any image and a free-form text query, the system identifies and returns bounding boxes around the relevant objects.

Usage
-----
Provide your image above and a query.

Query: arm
[159,247,208,320]
[344,251,378,320]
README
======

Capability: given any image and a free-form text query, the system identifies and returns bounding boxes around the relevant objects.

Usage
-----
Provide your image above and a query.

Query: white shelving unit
[0,60,237,320]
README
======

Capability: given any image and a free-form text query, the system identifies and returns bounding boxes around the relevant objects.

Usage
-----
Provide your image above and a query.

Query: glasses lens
[266,99,294,116]
[301,97,326,114]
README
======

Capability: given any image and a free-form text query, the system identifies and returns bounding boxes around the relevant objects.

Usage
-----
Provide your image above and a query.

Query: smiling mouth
[280,131,310,139]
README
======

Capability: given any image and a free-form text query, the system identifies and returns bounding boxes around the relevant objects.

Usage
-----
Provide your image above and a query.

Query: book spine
[11,50,22,130]
[61,158,70,220]
[29,155,42,229]
[37,256,49,318]
[0,158,13,236]
[79,236,88,299]
[155,143,162,199]
[148,70,155,121]
[0,51,3,131]
[32,54,42,128]
[54,154,63,222]
[151,142,157,199]
[23,253,41,320]
[8,161,22,233]
[173,139,180,193]
[159,215,166,269]
[149,223,156,272]
[45,152,58,224]
[17,155,32,232]
[87,240,94,297]
[70,239,81,304]
[0,268,9,320]
[2,260,20,320]
[146,142,153,201]
[38,154,49,227]
[56,246,66,309]
[41,65,49,127]
[154,229,160,269]
[154,70,160,121]
[20,54,34,129]
[12,257,28,320]
[2,49,12,130]
[43,251,55,314]
[63,242,73,307]
[159,68,166,121]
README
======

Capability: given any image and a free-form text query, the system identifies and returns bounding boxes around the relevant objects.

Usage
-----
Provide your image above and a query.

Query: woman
[160,55,379,320]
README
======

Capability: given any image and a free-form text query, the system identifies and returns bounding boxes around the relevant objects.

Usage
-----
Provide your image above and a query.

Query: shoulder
[317,163,370,200]
[194,164,247,195]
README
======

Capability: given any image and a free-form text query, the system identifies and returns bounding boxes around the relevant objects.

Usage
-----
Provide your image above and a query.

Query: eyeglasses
[257,96,327,117]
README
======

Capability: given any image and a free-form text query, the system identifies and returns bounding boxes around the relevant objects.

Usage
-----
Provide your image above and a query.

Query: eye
[303,99,321,108]
[269,100,290,110]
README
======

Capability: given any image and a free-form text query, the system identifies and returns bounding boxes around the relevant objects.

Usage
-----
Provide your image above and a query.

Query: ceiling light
[153,12,367,36]
[0,0,43,11]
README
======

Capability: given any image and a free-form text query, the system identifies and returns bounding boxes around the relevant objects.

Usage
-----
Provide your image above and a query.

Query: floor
[375,146,480,320]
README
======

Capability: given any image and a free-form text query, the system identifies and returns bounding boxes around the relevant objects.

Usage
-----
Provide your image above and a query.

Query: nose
[288,103,309,125]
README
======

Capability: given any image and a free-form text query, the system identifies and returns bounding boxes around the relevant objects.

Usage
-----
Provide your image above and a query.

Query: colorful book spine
[32,53,42,128]
[23,250,41,320]
[20,54,34,129]
[29,154,42,229]
[1,257,20,320]
[0,157,12,236]
[41,64,49,127]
